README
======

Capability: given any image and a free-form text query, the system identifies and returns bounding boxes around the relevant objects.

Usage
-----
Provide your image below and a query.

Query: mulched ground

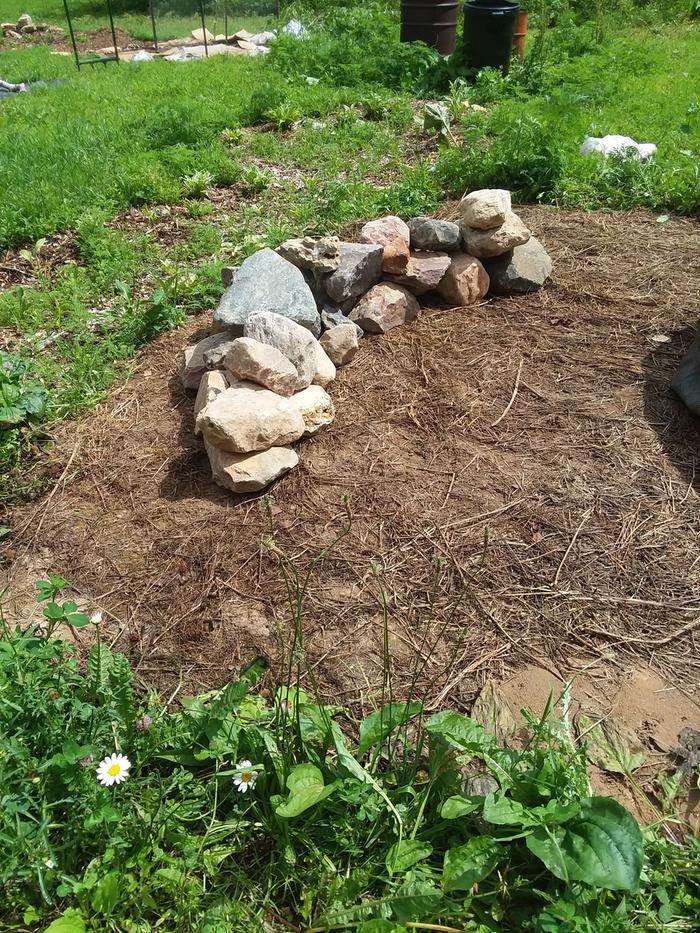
[3,204,700,735]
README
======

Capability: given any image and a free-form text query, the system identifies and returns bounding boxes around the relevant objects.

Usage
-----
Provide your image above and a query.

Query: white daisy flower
[96,753,131,787]
[90,610,103,625]
[233,760,258,794]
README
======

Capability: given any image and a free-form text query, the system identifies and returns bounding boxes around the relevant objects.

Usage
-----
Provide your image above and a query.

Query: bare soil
[2,203,699,807]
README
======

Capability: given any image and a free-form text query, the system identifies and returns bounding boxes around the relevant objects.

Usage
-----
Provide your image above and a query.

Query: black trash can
[463,0,520,74]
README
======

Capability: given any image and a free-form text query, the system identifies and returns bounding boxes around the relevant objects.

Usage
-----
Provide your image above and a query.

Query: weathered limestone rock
[359,215,411,274]
[483,237,553,294]
[244,311,318,391]
[198,383,305,453]
[288,385,335,436]
[460,189,512,230]
[277,236,341,274]
[460,213,531,259]
[671,331,700,417]
[408,217,461,251]
[205,439,298,493]
[437,253,490,306]
[214,248,321,337]
[385,251,450,295]
[350,283,420,334]
[322,243,383,303]
[320,323,360,366]
[194,370,228,435]
[224,337,299,397]
[181,332,234,391]
[312,342,337,387]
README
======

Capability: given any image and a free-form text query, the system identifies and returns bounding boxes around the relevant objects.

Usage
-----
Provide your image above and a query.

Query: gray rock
[202,338,237,370]
[224,337,299,397]
[221,266,238,288]
[384,251,451,296]
[204,439,298,493]
[181,332,234,391]
[320,305,363,339]
[244,311,318,391]
[461,212,531,260]
[408,217,461,252]
[672,331,700,416]
[17,13,33,29]
[484,236,552,294]
[214,248,321,337]
[277,236,340,275]
[322,243,383,304]
[320,323,360,366]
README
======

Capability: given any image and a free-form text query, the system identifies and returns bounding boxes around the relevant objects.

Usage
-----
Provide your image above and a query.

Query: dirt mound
[2,205,699,757]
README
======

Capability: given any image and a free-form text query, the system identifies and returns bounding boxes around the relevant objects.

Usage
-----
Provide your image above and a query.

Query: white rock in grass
[244,311,318,392]
[194,370,228,435]
[224,337,299,397]
[198,383,305,454]
[312,342,337,387]
[288,385,335,436]
[460,212,531,259]
[460,189,512,230]
[320,323,360,366]
[205,439,298,493]
[181,333,234,391]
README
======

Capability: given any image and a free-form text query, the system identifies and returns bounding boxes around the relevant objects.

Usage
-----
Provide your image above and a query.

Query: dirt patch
[2,204,699,757]
[0,230,81,296]
[0,25,145,55]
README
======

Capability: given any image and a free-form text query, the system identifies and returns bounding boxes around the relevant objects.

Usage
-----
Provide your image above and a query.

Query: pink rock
[385,251,450,296]
[349,283,420,335]
[359,215,410,275]
[437,253,490,306]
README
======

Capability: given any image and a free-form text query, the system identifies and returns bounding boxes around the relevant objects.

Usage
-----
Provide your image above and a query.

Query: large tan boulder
[198,382,305,453]
[437,254,490,305]
[224,337,299,397]
[350,283,420,335]
[194,370,228,435]
[288,385,335,436]
[204,439,298,493]
[460,189,512,230]
[460,212,531,259]
[320,323,360,366]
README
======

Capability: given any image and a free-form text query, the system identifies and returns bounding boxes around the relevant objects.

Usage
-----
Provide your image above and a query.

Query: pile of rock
[182,189,552,494]
[1,13,64,40]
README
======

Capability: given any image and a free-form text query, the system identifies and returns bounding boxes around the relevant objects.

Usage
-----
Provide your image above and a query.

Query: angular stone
[288,385,335,436]
[244,311,318,391]
[408,217,461,251]
[322,243,383,304]
[224,337,299,397]
[17,13,33,28]
[205,439,298,493]
[181,333,234,391]
[198,383,305,454]
[320,305,364,338]
[671,332,700,416]
[214,248,321,337]
[385,251,450,296]
[202,338,237,370]
[460,213,531,259]
[320,323,360,366]
[359,216,411,275]
[437,253,490,306]
[277,236,341,275]
[484,237,553,294]
[194,370,228,435]
[312,342,336,388]
[350,283,420,335]
[460,189,512,230]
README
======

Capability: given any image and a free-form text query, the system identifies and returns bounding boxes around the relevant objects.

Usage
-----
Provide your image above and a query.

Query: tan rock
[244,311,318,391]
[277,236,341,274]
[460,212,531,259]
[460,189,512,230]
[181,333,234,391]
[194,370,228,435]
[205,439,298,493]
[385,251,450,295]
[198,382,305,453]
[349,283,420,335]
[437,253,490,306]
[224,337,299,397]
[359,215,411,275]
[312,342,336,387]
[288,385,335,436]
[320,323,360,366]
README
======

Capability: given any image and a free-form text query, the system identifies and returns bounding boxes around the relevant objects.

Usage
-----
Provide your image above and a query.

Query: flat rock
[320,304,364,338]
[320,323,360,366]
[312,342,336,387]
[385,250,450,295]
[322,243,383,304]
[460,189,512,230]
[194,370,228,435]
[437,253,490,305]
[277,236,340,275]
[671,331,700,416]
[244,311,318,391]
[288,385,335,436]
[350,283,420,334]
[359,215,411,274]
[224,337,299,397]
[181,332,234,391]
[484,236,552,294]
[198,382,305,454]
[460,212,531,259]
[205,439,298,493]
[214,248,321,337]
[408,217,461,251]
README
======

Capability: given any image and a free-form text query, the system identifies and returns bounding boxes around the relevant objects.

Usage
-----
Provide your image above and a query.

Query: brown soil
[0,230,80,295]
[2,203,699,805]
[0,25,146,55]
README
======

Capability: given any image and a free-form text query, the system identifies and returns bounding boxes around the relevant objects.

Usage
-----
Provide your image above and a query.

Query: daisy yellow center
[108,764,121,776]
[240,770,253,783]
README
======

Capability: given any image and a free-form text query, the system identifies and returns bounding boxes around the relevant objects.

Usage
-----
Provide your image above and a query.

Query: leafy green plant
[181,170,214,199]
[0,352,46,430]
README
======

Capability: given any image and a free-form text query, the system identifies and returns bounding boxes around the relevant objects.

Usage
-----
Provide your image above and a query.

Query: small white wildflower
[44,858,56,869]
[90,610,103,625]
[96,753,131,787]
[233,760,258,794]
